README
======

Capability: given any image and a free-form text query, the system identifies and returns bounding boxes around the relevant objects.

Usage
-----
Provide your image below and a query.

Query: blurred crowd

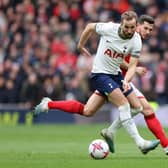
[0,0,167,108]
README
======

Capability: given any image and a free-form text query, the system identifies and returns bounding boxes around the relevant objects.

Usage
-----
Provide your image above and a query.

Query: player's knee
[142,106,154,116]
[131,106,143,116]
[83,111,94,117]
[118,103,131,121]
[83,107,95,117]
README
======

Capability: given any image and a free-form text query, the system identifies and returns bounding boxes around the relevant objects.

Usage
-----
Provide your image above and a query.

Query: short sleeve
[131,33,142,58]
[96,22,114,36]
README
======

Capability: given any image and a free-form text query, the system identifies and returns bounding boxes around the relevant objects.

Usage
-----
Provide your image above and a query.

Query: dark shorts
[90,72,133,98]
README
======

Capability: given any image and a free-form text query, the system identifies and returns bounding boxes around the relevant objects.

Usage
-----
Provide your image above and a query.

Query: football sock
[107,117,122,136]
[145,113,168,147]
[48,100,84,115]
[107,107,141,135]
[119,103,144,147]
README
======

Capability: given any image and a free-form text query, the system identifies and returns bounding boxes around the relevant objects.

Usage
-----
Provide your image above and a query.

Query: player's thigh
[130,83,153,115]
[139,97,153,116]
[84,93,106,116]
[108,88,128,107]
[130,82,144,99]
[126,91,142,109]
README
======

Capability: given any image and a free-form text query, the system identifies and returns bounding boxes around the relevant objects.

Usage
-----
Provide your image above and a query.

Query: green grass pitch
[0,124,168,168]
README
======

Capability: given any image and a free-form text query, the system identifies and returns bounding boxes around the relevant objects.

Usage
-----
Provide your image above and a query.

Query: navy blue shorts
[90,72,133,98]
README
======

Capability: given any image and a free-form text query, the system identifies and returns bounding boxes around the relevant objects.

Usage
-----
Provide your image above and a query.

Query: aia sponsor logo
[104,49,124,59]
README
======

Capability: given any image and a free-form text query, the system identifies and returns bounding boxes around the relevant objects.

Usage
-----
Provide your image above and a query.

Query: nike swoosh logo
[106,40,112,43]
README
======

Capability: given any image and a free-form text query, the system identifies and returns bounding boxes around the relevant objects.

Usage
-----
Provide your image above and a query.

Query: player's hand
[122,80,131,93]
[136,66,147,76]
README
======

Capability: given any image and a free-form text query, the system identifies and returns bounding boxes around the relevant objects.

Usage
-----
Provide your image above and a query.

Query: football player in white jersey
[103,15,168,155]
[33,11,159,154]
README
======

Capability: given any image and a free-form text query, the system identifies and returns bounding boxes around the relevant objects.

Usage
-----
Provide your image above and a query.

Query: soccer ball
[88,139,109,159]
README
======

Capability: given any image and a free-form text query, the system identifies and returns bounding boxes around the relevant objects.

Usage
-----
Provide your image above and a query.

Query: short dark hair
[139,15,155,24]
[121,11,138,23]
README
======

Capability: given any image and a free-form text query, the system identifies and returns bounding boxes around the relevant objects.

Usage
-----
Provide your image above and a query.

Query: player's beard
[118,27,134,39]
[125,33,134,38]
[123,32,134,39]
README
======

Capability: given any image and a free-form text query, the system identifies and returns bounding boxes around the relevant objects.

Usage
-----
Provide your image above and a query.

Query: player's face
[138,21,154,39]
[120,18,137,38]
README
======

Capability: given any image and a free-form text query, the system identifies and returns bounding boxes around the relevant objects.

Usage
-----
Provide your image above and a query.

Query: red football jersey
[121,54,131,77]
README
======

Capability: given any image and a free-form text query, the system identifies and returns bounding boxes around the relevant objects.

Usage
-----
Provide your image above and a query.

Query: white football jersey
[92,22,142,74]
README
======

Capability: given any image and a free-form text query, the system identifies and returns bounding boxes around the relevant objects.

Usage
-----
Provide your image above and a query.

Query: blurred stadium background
[0,0,168,126]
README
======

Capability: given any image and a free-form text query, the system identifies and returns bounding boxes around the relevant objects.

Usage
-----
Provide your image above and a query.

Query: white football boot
[163,146,168,155]
[33,97,51,116]
[100,128,115,153]
[139,139,160,154]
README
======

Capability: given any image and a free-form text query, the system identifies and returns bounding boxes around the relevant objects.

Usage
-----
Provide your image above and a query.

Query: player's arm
[120,60,129,71]
[124,56,138,82]
[122,33,142,89]
[122,56,138,92]
[121,61,147,76]
[77,23,97,57]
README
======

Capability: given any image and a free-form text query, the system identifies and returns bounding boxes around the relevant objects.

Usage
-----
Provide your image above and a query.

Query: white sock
[107,117,121,136]
[119,103,144,147]
[131,107,142,116]
[108,107,142,136]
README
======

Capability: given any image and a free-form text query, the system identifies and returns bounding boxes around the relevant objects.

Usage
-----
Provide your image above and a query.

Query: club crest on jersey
[123,46,127,53]
[104,49,124,59]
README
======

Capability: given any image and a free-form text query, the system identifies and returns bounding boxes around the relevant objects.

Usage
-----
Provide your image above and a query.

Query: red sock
[145,113,168,147]
[48,100,84,115]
